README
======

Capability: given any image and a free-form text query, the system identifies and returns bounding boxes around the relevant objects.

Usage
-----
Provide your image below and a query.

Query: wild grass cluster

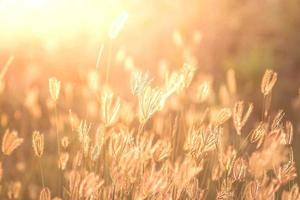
[0,11,298,200]
[0,56,298,200]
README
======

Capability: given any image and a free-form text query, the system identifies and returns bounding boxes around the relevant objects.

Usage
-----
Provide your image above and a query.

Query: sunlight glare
[0,0,129,44]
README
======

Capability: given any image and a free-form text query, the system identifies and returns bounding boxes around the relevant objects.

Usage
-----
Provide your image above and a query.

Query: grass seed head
[233,101,253,135]
[215,108,232,126]
[101,88,121,126]
[32,131,44,158]
[7,181,21,199]
[48,77,61,102]
[58,152,69,170]
[2,129,23,156]
[39,187,51,200]
[261,69,277,96]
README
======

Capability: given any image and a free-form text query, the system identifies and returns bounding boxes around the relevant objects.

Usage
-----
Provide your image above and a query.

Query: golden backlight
[0,0,129,43]
[0,0,298,199]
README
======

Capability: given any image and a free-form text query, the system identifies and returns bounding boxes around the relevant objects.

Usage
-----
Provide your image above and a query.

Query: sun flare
[0,0,129,43]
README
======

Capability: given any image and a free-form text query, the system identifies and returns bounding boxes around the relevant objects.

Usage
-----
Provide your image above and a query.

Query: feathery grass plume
[138,86,166,123]
[152,139,171,162]
[78,173,103,199]
[48,77,61,102]
[82,137,90,158]
[101,88,121,126]
[77,120,91,143]
[130,71,151,96]
[2,129,23,155]
[77,120,91,157]
[135,134,157,162]
[89,133,103,162]
[32,131,44,157]
[134,133,171,164]
[217,191,234,200]
[281,184,300,200]
[196,81,210,103]
[261,69,277,96]
[39,187,51,200]
[108,11,128,39]
[179,63,196,89]
[232,158,247,181]
[184,126,217,159]
[61,136,69,149]
[217,178,234,200]
[271,110,285,131]
[163,71,184,97]
[110,152,140,191]
[244,176,276,200]
[89,130,104,161]
[250,122,267,148]
[58,152,69,170]
[284,121,293,145]
[219,146,237,174]
[172,158,203,199]
[215,108,232,126]
[89,142,101,162]
[68,170,81,199]
[233,101,253,135]
[7,181,21,199]
[274,161,297,185]
[108,130,133,158]
[135,165,168,200]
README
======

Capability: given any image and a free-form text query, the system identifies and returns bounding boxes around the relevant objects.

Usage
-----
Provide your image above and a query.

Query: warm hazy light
[0,0,129,43]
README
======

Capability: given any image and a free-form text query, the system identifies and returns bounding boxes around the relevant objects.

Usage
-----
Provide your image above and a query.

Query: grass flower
[48,77,61,102]
[2,130,23,156]
[32,131,44,158]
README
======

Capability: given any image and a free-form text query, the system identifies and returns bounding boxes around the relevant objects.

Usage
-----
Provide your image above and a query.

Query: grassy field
[0,57,298,199]
[0,0,300,199]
